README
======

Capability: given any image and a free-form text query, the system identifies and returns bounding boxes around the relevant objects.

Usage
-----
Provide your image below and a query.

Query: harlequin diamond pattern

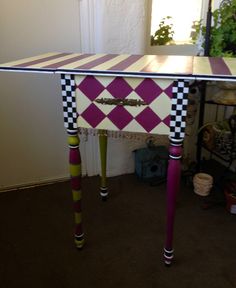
[107,106,133,130]
[135,78,163,104]
[107,77,133,99]
[77,76,105,101]
[163,115,171,127]
[81,104,106,127]
[164,84,173,98]
[135,107,161,132]
[75,75,174,135]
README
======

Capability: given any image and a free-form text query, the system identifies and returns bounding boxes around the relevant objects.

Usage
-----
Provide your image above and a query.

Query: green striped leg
[99,130,108,201]
[68,130,85,249]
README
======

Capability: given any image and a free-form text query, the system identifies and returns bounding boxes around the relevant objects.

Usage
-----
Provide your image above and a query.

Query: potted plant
[210,0,236,57]
[151,16,174,46]
[192,0,236,57]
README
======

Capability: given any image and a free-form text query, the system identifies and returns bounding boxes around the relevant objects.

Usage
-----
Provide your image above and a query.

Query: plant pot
[224,182,236,214]
[193,173,213,196]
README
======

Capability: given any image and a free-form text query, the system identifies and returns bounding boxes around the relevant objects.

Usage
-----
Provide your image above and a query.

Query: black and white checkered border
[170,80,189,139]
[61,74,77,130]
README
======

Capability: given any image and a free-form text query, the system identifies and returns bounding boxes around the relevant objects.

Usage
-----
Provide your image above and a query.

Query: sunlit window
[151,0,204,44]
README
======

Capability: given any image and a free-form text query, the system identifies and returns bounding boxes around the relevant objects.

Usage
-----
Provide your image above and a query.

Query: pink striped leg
[68,130,84,249]
[164,137,183,266]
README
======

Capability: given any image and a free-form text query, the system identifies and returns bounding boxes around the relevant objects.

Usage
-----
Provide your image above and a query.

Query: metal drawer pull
[95,98,147,107]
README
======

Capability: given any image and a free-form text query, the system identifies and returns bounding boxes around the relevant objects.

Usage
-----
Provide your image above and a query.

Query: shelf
[205,100,236,107]
[197,95,236,171]
[202,145,234,162]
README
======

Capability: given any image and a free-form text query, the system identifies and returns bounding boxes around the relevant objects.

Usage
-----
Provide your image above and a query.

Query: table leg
[68,130,84,249]
[164,79,189,265]
[99,129,108,201]
[164,138,183,266]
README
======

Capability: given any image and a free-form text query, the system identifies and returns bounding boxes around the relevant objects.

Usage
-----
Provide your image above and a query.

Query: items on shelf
[212,82,236,105]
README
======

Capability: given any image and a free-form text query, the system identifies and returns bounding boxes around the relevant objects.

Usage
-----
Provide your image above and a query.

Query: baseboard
[0,172,129,193]
[0,176,70,193]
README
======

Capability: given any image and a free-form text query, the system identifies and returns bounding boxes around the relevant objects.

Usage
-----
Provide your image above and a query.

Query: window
[150,0,204,44]
[146,0,221,55]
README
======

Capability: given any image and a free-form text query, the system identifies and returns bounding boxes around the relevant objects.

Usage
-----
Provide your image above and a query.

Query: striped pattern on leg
[164,248,174,266]
[99,130,108,200]
[68,130,84,249]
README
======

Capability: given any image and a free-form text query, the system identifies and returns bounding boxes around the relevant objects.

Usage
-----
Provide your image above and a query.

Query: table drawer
[75,75,173,134]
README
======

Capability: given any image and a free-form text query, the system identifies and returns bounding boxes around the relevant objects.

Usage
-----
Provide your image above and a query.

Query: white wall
[0,0,81,190]
[93,0,147,54]
[79,0,147,54]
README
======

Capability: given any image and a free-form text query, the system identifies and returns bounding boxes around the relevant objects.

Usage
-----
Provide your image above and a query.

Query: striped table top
[0,52,236,81]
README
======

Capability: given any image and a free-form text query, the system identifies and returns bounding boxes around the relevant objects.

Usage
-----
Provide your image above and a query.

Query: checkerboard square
[169,80,189,139]
[61,74,77,130]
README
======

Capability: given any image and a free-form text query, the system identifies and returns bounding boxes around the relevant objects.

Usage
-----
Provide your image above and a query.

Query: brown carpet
[0,174,236,288]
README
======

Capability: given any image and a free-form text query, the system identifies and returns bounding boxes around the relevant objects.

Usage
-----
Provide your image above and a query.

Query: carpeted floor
[0,174,236,288]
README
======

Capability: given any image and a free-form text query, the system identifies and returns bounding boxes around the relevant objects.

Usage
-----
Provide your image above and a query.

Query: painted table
[1,53,236,265]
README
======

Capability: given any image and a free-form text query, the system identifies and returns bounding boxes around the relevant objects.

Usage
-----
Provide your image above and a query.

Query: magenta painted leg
[68,130,84,249]
[164,138,183,266]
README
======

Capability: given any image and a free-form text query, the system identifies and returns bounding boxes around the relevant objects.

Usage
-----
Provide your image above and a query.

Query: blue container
[134,146,168,182]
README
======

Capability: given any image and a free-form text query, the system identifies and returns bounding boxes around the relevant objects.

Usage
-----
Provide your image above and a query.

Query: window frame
[145,0,220,55]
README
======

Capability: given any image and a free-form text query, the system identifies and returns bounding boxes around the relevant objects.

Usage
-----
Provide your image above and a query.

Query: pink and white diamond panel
[75,75,173,135]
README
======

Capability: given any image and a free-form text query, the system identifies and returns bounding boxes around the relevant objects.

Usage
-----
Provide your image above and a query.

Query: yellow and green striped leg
[61,74,84,248]
[99,129,108,201]
[68,130,85,249]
